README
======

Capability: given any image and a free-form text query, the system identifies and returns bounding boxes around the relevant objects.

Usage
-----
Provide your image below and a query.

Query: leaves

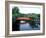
[12,7,40,20]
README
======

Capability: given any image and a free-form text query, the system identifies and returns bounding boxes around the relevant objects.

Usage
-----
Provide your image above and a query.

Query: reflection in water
[20,23,32,31]
[12,20,40,31]
[20,23,40,31]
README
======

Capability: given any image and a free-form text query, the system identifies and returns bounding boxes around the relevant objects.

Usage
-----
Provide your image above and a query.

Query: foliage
[12,7,40,21]
[12,7,21,17]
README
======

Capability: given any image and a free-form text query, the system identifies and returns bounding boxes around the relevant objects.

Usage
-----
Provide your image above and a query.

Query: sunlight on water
[20,21,25,23]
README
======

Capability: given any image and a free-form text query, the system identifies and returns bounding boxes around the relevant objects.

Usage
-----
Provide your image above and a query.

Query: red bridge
[16,17,32,20]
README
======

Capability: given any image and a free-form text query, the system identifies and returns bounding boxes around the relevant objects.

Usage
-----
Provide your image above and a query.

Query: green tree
[12,7,20,16]
[12,7,19,14]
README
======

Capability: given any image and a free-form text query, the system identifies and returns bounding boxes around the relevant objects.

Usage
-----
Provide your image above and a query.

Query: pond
[20,23,32,31]
[12,20,40,31]
[19,23,40,31]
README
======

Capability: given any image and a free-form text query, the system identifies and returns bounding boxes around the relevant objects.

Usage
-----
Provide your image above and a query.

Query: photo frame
[5,1,45,37]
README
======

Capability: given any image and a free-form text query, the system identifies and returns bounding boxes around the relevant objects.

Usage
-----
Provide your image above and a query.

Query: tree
[12,7,19,14]
[12,7,20,31]
[12,7,20,16]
